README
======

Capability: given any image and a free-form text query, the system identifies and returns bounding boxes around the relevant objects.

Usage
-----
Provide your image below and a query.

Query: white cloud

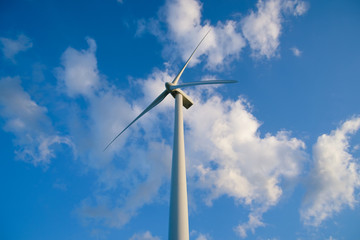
[159,0,246,69]
[57,37,100,97]
[301,117,360,226]
[291,47,302,56]
[0,76,72,166]
[139,0,308,68]
[208,21,245,68]
[129,231,160,240]
[0,34,33,61]
[183,89,306,237]
[236,212,265,238]
[241,0,282,59]
[241,0,307,59]
[165,0,202,36]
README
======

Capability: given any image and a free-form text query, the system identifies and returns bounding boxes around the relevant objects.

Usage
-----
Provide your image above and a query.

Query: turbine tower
[104,31,237,240]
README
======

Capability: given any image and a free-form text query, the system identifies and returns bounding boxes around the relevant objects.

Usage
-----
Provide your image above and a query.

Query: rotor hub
[165,82,173,93]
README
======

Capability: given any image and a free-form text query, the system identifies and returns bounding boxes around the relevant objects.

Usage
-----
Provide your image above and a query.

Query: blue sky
[1,0,360,239]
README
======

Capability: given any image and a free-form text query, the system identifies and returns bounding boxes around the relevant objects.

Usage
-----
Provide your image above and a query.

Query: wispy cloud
[0,76,72,166]
[0,34,33,62]
[291,47,302,57]
[190,230,212,240]
[129,231,160,240]
[301,116,360,226]
[53,179,68,191]
[283,0,309,16]
[90,228,109,240]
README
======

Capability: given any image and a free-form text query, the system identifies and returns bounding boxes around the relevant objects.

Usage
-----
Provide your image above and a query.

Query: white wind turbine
[104,31,237,240]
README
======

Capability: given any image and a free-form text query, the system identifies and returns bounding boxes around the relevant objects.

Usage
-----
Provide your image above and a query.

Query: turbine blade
[103,90,169,151]
[172,29,211,85]
[169,80,237,90]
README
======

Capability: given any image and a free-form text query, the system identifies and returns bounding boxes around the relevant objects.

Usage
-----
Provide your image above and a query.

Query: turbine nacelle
[165,82,174,92]
[166,82,194,109]
[171,89,194,109]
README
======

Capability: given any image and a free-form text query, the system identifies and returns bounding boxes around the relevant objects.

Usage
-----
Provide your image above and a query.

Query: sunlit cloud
[184,88,307,237]
[241,0,308,59]
[301,116,360,226]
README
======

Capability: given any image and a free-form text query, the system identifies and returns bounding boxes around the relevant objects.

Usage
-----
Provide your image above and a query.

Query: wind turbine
[104,30,237,240]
